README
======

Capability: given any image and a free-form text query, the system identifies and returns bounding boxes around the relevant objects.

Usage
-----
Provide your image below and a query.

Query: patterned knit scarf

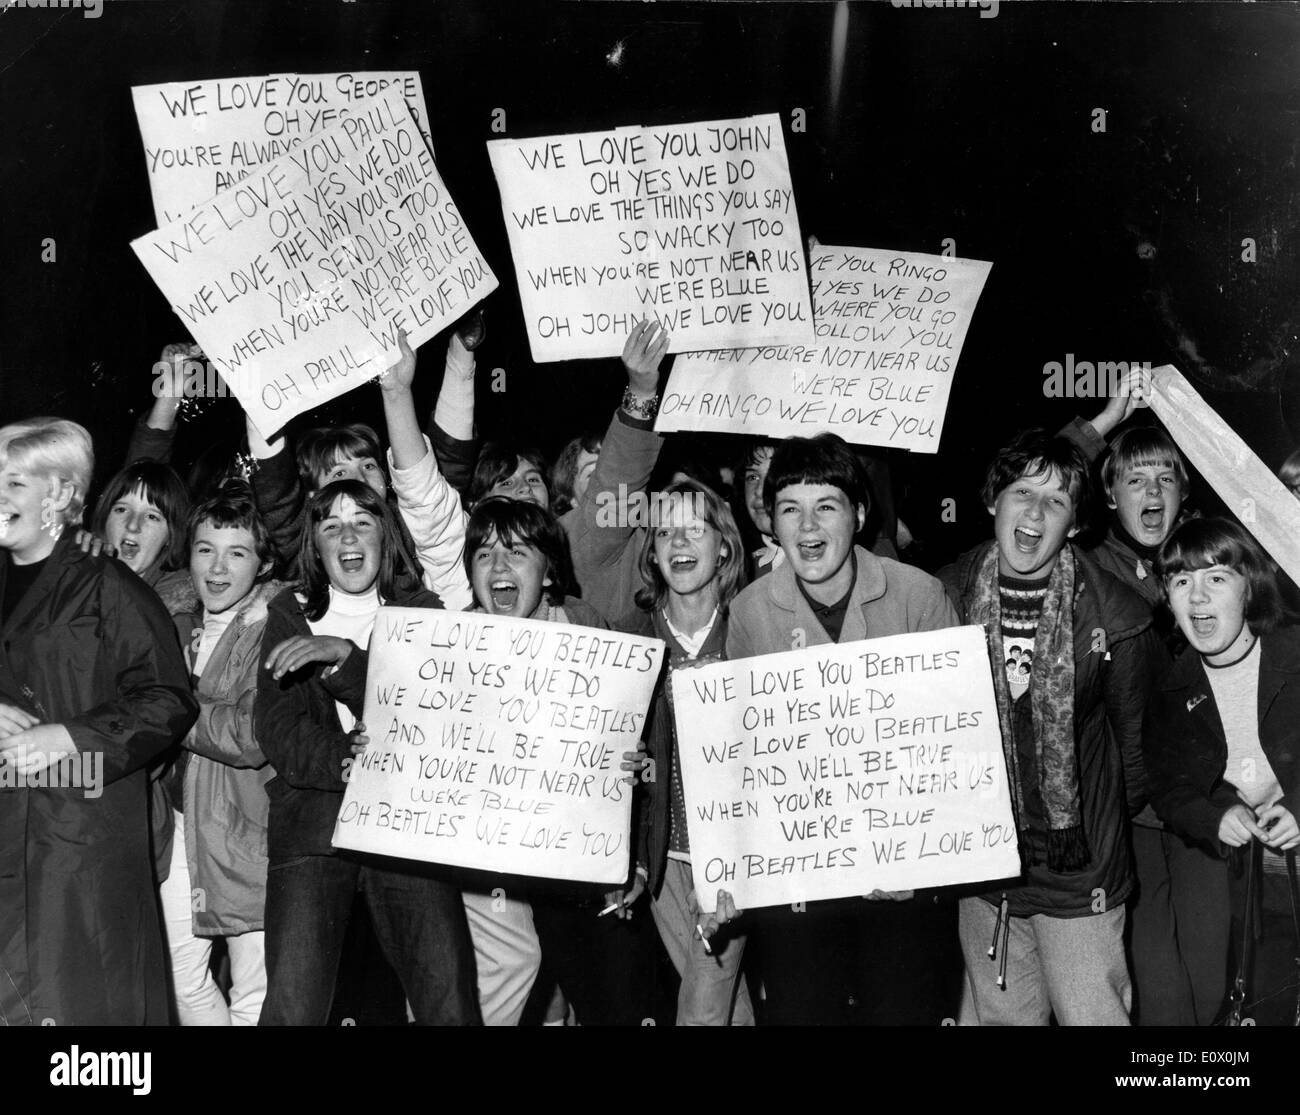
[969,543,1088,873]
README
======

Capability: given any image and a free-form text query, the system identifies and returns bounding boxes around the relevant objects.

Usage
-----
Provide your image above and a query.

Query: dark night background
[1,0,1297,566]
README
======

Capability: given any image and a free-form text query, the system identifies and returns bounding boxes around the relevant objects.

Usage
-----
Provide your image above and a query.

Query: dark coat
[0,534,197,1024]
[255,583,440,861]
[938,542,1159,917]
[615,605,728,898]
[1144,627,1300,856]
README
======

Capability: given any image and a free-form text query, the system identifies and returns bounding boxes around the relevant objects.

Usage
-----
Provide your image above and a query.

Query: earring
[40,505,62,537]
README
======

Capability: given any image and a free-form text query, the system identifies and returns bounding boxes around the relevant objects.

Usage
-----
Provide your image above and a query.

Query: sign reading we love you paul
[131,88,495,438]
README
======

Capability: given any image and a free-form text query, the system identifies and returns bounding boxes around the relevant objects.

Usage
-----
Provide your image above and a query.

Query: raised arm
[566,321,670,615]
[427,313,484,495]
[126,342,200,465]
[380,331,472,610]
[1058,365,1153,464]
[246,412,306,578]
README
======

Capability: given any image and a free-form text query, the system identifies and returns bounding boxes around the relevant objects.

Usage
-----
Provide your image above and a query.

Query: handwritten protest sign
[131,88,496,439]
[671,625,1018,912]
[1148,364,1300,586]
[487,114,813,361]
[656,245,992,451]
[133,72,433,225]
[333,608,665,884]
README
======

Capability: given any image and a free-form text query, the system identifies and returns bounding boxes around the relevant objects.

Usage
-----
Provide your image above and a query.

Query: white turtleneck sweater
[306,585,381,732]
[194,605,239,678]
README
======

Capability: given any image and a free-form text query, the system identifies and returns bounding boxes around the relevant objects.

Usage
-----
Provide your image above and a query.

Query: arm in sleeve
[427,336,479,495]
[725,604,759,662]
[1103,625,1160,817]
[125,412,176,466]
[184,623,270,769]
[250,445,307,575]
[913,578,962,633]
[63,572,198,785]
[1142,692,1238,853]
[1057,416,1108,466]
[567,408,663,589]
[388,434,472,611]
[254,606,368,792]
[934,560,967,620]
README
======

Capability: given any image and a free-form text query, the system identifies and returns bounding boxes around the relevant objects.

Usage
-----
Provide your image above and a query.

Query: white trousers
[158,812,267,1025]
[461,888,541,1026]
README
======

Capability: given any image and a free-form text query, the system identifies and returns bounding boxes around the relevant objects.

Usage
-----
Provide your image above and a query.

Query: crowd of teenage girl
[1,296,1297,1027]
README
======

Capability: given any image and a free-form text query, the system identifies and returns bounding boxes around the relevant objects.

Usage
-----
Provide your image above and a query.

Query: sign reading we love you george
[133,71,433,225]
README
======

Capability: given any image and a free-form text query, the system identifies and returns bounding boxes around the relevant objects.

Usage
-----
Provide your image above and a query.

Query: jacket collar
[766,544,886,614]
[190,580,283,676]
[1158,628,1300,694]
[0,531,88,637]
[651,604,728,661]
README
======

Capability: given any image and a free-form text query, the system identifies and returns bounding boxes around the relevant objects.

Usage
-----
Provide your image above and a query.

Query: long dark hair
[298,480,417,621]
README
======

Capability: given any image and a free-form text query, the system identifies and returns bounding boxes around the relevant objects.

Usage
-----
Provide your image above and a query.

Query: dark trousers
[529,889,670,1026]
[1129,825,1230,1025]
[752,894,962,1025]
[260,852,481,1025]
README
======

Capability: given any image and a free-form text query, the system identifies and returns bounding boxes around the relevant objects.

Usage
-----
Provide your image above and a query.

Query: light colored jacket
[180,581,283,936]
[727,544,959,659]
[388,433,473,611]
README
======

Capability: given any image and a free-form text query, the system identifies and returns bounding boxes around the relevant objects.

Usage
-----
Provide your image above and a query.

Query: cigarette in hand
[696,923,712,955]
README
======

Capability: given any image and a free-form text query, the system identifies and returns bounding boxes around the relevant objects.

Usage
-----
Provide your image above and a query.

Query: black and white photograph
[0,0,1296,1094]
